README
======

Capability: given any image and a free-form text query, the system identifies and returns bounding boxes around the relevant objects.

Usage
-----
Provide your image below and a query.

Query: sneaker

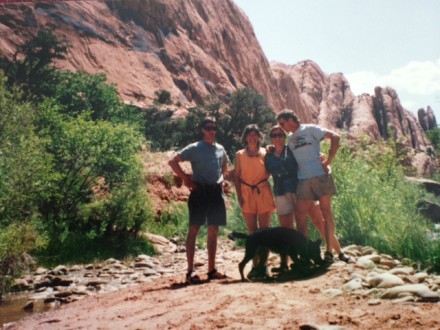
[207,269,227,280]
[324,251,334,264]
[338,253,352,263]
[185,269,202,284]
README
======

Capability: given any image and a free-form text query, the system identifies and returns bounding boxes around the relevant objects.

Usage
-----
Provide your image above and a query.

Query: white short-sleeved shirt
[287,124,328,179]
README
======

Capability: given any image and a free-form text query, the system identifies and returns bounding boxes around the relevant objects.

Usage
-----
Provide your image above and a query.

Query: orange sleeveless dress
[235,148,276,215]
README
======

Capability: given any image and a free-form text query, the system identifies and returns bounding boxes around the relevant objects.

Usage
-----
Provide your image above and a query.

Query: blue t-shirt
[265,146,298,196]
[287,124,328,179]
[179,140,228,185]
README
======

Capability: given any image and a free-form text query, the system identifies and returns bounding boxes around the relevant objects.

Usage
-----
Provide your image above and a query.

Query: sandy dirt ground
[5,239,440,330]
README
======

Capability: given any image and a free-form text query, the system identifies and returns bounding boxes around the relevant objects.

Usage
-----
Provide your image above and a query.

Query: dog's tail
[227,231,248,241]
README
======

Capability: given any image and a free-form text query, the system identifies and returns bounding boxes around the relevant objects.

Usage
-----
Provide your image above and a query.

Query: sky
[233,0,440,122]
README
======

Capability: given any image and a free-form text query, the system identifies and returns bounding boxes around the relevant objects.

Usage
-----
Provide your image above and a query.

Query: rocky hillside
[0,0,437,169]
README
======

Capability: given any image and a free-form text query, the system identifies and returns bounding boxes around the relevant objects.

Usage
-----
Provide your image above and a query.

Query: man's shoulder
[214,142,226,150]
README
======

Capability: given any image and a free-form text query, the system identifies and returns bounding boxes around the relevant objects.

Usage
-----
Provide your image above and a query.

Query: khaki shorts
[274,192,296,216]
[297,174,337,200]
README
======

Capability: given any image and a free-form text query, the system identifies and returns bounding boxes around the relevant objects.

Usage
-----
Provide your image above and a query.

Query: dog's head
[308,239,324,265]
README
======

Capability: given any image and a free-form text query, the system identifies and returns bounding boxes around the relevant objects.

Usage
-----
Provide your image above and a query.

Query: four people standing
[169,110,349,283]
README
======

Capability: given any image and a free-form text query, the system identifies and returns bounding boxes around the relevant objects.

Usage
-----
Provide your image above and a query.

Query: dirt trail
[6,239,439,330]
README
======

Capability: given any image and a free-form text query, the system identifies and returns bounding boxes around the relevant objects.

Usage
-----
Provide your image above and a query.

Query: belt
[240,178,268,194]
[195,182,222,189]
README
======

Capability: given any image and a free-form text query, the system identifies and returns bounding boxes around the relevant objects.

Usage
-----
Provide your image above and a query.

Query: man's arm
[323,131,340,169]
[168,155,196,191]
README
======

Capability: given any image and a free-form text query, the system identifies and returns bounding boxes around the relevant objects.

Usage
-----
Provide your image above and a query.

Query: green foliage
[145,202,189,239]
[154,89,172,105]
[53,70,135,122]
[219,88,276,156]
[0,28,66,100]
[331,138,440,271]
[0,221,45,301]
[426,127,440,152]
[142,107,180,151]
[35,232,154,267]
[0,73,52,225]
[142,88,276,157]
[36,101,150,239]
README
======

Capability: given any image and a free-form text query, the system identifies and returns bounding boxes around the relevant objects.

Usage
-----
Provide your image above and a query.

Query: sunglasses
[204,126,218,131]
[270,134,285,138]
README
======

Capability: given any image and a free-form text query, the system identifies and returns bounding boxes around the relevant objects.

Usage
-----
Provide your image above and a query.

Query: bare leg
[207,225,219,273]
[295,199,314,237]
[186,224,200,272]
[307,203,326,240]
[278,212,294,228]
[243,212,258,233]
[257,211,272,229]
[319,195,342,254]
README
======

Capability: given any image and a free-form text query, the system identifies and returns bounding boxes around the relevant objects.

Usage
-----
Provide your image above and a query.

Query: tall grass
[330,139,440,272]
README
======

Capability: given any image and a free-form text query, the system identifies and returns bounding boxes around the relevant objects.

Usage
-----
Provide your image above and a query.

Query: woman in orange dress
[235,124,275,231]
[234,124,276,278]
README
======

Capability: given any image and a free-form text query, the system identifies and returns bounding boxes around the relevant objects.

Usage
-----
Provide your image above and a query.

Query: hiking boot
[324,251,334,264]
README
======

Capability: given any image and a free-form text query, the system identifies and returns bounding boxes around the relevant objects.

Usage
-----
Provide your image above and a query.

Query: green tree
[218,88,276,156]
[154,89,172,105]
[0,28,66,100]
[37,101,149,239]
[54,70,133,122]
[0,72,52,225]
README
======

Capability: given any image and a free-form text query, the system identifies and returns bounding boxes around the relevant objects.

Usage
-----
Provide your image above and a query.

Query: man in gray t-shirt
[277,110,351,264]
[169,117,229,283]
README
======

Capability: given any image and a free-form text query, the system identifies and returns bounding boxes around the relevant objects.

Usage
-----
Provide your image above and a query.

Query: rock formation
[0,0,437,168]
[418,106,438,132]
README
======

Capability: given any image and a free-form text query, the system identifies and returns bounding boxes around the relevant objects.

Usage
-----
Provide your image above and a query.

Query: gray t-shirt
[287,124,328,179]
[179,140,228,185]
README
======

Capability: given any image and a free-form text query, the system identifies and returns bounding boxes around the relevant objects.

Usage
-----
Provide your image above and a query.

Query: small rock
[22,301,34,311]
[51,265,68,275]
[367,299,381,306]
[368,273,404,288]
[356,256,376,269]
[389,267,415,276]
[342,278,363,291]
[381,284,430,299]
[35,267,48,275]
[416,289,440,302]
[143,268,158,276]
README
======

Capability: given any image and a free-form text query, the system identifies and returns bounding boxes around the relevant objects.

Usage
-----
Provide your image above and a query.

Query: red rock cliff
[0,0,437,161]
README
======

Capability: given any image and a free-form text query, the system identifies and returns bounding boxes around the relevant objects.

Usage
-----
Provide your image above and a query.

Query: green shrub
[0,221,45,301]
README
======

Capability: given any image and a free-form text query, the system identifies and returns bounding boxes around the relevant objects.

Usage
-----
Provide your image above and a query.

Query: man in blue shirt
[169,117,229,283]
[276,110,350,263]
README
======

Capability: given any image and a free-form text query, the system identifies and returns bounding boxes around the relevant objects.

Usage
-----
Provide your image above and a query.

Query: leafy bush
[36,101,150,240]
[154,89,172,105]
[0,73,52,225]
[0,221,45,301]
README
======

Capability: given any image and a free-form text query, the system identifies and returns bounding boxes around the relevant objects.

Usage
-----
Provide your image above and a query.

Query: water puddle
[0,293,54,327]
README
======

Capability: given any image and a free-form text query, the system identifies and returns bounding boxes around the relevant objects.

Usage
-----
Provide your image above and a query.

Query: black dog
[228,227,324,281]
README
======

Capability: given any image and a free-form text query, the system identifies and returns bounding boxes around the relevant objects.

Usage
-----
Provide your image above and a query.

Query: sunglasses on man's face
[204,126,218,131]
[270,134,285,138]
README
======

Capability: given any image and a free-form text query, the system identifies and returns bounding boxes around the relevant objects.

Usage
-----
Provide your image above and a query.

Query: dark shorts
[188,183,226,226]
[297,174,337,200]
